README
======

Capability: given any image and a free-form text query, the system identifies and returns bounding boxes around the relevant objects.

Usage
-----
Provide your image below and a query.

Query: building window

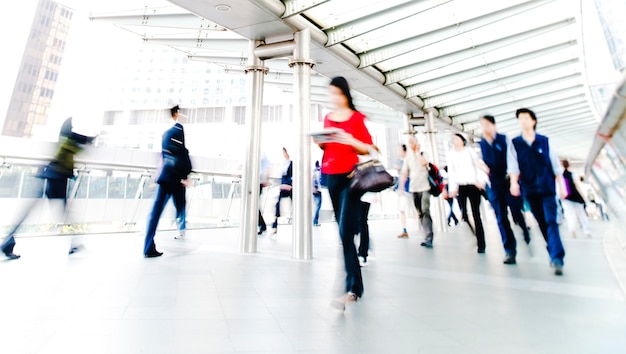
[234,106,246,124]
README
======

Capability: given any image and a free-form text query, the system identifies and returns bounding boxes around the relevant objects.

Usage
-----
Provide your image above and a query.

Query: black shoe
[503,255,516,264]
[144,251,163,258]
[420,242,433,248]
[551,261,564,276]
[257,228,266,236]
[477,248,486,254]
[3,252,20,260]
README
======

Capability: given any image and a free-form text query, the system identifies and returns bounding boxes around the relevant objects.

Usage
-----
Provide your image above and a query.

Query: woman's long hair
[329,76,357,111]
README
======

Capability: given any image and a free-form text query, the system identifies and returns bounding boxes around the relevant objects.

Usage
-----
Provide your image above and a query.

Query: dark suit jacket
[157,122,192,184]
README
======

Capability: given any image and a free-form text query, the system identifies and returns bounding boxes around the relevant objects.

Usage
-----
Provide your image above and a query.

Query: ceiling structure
[91,0,601,160]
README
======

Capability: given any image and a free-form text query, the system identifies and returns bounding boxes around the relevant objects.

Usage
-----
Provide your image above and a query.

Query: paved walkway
[1,216,625,354]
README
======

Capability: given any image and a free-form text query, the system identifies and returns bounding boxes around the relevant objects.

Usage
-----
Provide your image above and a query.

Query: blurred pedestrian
[561,160,591,238]
[312,160,322,226]
[313,76,374,307]
[1,117,94,260]
[143,105,192,257]
[508,108,567,275]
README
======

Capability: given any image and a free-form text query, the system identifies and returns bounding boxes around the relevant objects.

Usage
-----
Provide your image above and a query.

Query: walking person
[395,144,414,238]
[399,136,435,248]
[561,160,592,238]
[442,166,459,227]
[508,108,567,275]
[270,147,293,235]
[447,134,488,253]
[258,152,270,235]
[312,161,322,226]
[143,105,192,258]
[1,117,94,260]
[479,114,531,264]
[312,76,374,307]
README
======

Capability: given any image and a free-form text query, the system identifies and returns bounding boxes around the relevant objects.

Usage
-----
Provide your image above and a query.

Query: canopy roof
[92,0,601,159]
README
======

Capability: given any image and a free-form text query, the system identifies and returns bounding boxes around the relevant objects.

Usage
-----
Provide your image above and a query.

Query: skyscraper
[2,0,72,138]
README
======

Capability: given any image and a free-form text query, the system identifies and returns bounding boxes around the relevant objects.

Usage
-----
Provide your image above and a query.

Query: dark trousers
[458,185,485,251]
[258,185,266,231]
[1,178,67,254]
[313,192,322,225]
[327,173,364,298]
[507,192,530,241]
[143,182,186,255]
[413,191,434,244]
[358,201,370,258]
[272,189,292,229]
[526,194,566,264]
[488,187,517,256]
[446,197,459,225]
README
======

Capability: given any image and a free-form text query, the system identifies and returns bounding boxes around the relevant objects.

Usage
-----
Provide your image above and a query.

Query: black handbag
[348,159,395,193]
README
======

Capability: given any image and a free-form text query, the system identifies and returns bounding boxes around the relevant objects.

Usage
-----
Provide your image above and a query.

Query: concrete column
[425,109,447,233]
[289,29,316,259]
[239,40,268,253]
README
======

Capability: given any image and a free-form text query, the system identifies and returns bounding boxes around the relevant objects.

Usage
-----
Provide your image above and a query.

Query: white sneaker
[358,256,367,267]
[175,230,186,239]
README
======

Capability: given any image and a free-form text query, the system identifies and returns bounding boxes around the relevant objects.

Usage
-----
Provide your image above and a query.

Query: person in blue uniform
[143,105,192,258]
[479,114,531,265]
[508,108,567,275]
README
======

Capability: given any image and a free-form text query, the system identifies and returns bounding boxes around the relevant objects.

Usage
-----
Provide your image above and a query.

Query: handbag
[348,159,395,193]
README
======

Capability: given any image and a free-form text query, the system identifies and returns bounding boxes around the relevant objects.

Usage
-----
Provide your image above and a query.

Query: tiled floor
[1,216,625,354]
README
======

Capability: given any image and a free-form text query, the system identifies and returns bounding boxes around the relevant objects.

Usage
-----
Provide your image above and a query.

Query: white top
[447,147,486,193]
[400,150,430,193]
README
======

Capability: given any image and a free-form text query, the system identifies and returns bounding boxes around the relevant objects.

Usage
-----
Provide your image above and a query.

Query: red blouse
[321,111,373,175]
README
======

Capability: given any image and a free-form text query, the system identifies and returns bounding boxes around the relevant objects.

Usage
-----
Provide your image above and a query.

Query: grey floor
[1,216,625,354]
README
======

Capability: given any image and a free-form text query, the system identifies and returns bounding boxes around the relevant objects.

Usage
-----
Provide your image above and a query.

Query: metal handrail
[584,73,626,175]
[0,153,242,178]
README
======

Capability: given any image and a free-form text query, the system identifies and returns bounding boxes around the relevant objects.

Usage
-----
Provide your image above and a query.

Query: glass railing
[0,156,406,237]
[585,73,626,224]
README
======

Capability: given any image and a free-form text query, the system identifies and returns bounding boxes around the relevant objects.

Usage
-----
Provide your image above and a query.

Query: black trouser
[446,197,458,225]
[1,177,68,254]
[358,201,370,259]
[272,189,292,229]
[458,185,485,251]
[326,173,364,298]
[258,184,266,231]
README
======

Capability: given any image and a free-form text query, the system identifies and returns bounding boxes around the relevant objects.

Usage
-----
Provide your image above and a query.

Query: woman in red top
[313,76,374,307]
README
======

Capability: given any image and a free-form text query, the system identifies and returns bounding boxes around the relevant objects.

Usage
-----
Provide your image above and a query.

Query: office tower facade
[2,0,72,138]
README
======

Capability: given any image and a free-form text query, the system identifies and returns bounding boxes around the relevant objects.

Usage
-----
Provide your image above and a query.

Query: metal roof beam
[405,40,577,98]
[422,58,580,108]
[143,38,248,51]
[359,0,556,68]
[497,112,595,130]
[325,0,452,46]
[384,18,576,85]
[283,0,331,18]
[452,93,587,124]
[89,11,225,30]
[439,74,583,115]
[447,85,584,122]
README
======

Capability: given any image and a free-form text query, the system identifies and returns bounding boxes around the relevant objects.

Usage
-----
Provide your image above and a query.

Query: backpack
[427,163,445,197]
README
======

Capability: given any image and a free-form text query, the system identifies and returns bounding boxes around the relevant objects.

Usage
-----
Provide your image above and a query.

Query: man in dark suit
[143,105,192,258]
